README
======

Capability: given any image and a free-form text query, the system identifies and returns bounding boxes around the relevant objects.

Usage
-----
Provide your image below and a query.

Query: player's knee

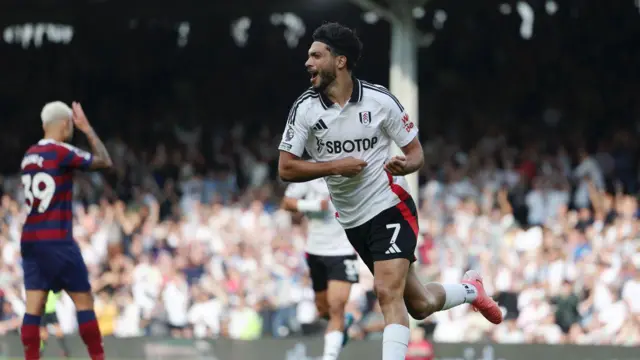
[67,291,94,311]
[374,281,403,306]
[327,298,347,318]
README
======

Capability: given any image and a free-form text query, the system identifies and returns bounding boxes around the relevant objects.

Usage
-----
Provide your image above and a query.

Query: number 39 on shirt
[21,173,56,213]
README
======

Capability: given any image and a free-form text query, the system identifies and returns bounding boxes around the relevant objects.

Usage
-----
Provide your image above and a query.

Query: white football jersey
[284,179,355,256]
[279,78,418,229]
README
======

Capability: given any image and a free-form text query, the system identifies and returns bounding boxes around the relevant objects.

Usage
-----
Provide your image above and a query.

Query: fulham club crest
[359,111,372,126]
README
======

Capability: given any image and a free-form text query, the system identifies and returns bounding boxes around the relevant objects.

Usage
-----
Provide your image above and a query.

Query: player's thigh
[344,225,375,275]
[372,258,410,301]
[369,202,419,298]
[326,281,352,314]
[67,291,94,311]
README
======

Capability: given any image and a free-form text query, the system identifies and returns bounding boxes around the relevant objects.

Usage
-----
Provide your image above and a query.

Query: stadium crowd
[0,123,638,347]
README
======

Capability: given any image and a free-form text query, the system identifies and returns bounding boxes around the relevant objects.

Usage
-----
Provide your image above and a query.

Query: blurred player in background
[278,22,502,360]
[282,177,358,360]
[39,291,70,358]
[20,101,112,360]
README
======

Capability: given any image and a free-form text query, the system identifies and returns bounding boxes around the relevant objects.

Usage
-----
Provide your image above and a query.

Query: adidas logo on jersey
[312,119,328,131]
[385,243,402,254]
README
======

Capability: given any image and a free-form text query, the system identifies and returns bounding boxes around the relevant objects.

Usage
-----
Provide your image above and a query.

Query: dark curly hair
[312,22,363,70]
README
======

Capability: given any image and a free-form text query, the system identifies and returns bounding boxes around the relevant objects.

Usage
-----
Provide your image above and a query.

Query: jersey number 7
[21,173,56,213]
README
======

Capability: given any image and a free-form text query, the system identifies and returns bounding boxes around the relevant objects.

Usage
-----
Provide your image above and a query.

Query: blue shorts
[21,241,91,293]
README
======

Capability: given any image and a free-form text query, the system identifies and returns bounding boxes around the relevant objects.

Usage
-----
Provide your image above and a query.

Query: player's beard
[313,67,337,92]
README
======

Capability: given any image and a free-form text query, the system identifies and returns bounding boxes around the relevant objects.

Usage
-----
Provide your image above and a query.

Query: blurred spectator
[406,327,434,360]
[226,295,262,340]
[95,290,118,336]
[551,281,581,333]
[350,302,385,341]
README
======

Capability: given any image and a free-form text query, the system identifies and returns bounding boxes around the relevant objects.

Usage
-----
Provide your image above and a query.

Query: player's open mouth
[309,70,319,82]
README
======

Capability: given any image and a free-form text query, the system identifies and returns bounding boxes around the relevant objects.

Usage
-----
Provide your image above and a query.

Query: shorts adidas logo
[385,244,402,254]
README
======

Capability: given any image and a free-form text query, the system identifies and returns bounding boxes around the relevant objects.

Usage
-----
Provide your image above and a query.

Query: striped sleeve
[58,143,93,169]
[279,90,316,157]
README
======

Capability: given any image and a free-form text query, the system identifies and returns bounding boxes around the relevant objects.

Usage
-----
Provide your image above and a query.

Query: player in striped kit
[20,101,112,360]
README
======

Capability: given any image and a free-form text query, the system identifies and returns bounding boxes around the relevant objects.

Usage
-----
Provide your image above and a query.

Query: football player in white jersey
[282,177,357,360]
[277,23,502,360]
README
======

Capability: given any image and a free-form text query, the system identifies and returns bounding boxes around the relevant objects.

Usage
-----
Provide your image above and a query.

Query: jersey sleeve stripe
[287,91,319,125]
[362,83,405,112]
[287,89,314,123]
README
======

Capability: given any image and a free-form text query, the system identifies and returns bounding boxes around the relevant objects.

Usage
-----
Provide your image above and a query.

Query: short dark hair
[312,22,363,70]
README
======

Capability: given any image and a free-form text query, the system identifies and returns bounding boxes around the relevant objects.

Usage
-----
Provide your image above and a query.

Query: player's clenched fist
[333,157,368,177]
[384,155,409,175]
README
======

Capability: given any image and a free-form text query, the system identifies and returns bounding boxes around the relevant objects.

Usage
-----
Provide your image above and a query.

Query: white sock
[441,283,478,310]
[382,324,410,360]
[322,331,344,360]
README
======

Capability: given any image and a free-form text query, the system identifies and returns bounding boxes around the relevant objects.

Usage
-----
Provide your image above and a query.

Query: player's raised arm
[381,93,424,176]
[71,102,113,169]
